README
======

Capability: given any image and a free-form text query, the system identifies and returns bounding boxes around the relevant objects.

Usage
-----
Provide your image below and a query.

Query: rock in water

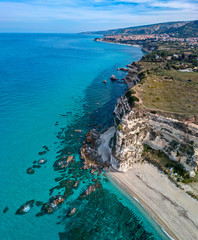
[38,158,47,164]
[117,67,129,72]
[67,208,76,217]
[38,151,47,156]
[67,155,74,164]
[74,129,82,133]
[3,206,9,214]
[15,200,34,215]
[35,201,43,207]
[27,167,35,174]
[110,75,117,81]
[38,195,65,215]
[73,181,80,189]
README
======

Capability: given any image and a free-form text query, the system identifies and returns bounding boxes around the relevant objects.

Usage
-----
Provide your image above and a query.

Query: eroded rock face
[110,97,198,177]
[113,95,131,126]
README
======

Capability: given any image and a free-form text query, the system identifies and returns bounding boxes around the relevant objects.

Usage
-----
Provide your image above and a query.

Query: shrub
[131,96,139,102]
[118,125,123,131]
[150,110,157,114]
[128,96,139,105]
[138,71,146,80]
[125,89,136,98]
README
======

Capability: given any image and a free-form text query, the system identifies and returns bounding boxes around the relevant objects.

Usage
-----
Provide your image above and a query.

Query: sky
[0,0,197,33]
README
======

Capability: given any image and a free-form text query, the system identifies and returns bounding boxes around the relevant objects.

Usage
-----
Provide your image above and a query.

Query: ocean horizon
[0,33,170,240]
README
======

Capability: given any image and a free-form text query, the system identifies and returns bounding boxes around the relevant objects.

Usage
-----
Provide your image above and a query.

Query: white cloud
[114,0,198,10]
[0,0,197,32]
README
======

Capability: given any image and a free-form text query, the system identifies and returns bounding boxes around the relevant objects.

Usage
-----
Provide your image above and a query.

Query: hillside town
[101,34,198,45]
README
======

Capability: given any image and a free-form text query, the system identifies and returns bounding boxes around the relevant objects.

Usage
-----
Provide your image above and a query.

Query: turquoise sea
[0,34,170,240]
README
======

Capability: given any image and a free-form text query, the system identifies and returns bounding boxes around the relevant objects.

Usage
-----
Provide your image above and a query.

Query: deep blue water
[0,34,169,240]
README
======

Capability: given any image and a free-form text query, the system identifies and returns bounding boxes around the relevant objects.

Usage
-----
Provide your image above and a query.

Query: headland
[81,25,198,240]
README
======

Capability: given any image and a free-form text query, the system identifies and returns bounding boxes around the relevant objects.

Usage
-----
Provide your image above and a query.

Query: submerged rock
[54,155,75,171]
[27,167,35,174]
[73,181,80,189]
[67,155,74,164]
[36,201,43,207]
[3,206,9,214]
[85,185,97,195]
[38,195,65,216]
[38,151,47,156]
[32,164,41,168]
[43,145,50,151]
[74,129,82,133]
[16,200,34,215]
[79,182,102,199]
[54,159,67,170]
[55,177,64,182]
[67,207,76,217]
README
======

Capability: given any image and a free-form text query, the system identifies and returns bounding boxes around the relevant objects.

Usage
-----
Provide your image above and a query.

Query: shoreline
[107,164,198,240]
[95,39,142,48]
[95,37,198,240]
[95,38,150,53]
[98,128,177,239]
[98,124,198,240]
[107,168,178,240]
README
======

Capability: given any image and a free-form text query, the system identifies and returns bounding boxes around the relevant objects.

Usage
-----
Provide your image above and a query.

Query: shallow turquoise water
[0,34,169,240]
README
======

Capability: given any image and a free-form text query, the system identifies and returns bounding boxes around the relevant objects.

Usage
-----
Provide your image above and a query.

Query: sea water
[0,33,169,240]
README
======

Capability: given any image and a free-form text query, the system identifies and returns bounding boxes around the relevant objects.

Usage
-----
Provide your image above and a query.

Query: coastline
[107,164,198,240]
[98,86,198,240]
[97,106,198,240]
[93,37,198,240]
[94,38,151,53]
[107,169,177,240]
[95,39,142,49]
[98,127,177,239]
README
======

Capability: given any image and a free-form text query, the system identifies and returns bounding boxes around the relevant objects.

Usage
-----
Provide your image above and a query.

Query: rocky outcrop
[110,75,117,81]
[113,95,131,126]
[124,64,141,88]
[80,129,104,168]
[117,67,129,72]
[109,97,198,177]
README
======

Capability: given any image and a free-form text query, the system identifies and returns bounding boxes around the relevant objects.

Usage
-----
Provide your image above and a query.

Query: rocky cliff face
[110,96,198,177]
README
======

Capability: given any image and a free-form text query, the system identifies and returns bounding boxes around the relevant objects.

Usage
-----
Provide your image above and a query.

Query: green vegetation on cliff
[133,42,198,118]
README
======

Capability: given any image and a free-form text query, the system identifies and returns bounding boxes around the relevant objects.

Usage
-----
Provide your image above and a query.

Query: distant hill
[82,20,198,38]
[165,20,198,37]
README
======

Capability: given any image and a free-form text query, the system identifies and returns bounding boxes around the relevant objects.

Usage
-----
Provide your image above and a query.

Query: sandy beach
[99,128,198,240]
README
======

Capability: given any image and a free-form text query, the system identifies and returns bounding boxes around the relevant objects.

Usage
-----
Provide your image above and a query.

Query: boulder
[67,207,76,217]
